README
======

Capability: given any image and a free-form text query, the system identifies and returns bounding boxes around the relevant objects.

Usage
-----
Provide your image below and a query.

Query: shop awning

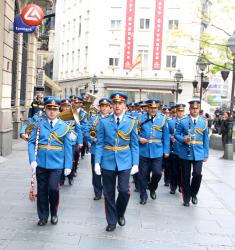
[45,75,62,92]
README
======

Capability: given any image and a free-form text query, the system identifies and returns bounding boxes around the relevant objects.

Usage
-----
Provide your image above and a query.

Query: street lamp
[174,69,183,103]
[91,74,98,94]
[196,53,209,109]
[224,31,235,160]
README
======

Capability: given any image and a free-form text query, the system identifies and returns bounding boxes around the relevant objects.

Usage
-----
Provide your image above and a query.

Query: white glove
[64,168,72,176]
[95,163,101,175]
[131,165,139,175]
[69,131,77,142]
[31,161,37,174]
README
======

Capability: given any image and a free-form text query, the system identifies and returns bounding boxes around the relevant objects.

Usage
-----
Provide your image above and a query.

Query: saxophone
[90,113,109,138]
[90,116,99,138]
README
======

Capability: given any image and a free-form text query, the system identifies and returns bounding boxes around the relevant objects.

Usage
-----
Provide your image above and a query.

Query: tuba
[82,93,97,114]
[58,107,80,124]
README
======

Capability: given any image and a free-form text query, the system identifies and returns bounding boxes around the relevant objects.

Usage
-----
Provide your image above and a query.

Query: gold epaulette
[117,119,135,141]
[49,125,70,144]
[195,120,208,135]
[153,114,167,131]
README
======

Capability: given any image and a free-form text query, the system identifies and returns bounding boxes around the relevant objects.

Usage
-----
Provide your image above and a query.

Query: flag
[129,54,142,72]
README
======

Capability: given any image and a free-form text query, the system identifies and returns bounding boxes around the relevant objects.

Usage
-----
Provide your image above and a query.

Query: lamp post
[224,31,235,160]
[91,74,98,94]
[174,69,183,103]
[196,54,209,110]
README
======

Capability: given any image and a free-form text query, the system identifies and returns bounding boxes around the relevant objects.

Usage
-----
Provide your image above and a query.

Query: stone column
[0,0,14,156]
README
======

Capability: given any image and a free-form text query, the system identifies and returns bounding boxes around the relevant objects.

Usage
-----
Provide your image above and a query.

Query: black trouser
[181,160,203,203]
[36,167,62,220]
[162,157,170,185]
[91,154,102,197]
[102,168,130,225]
[132,173,139,191]
[170,154,182,191]
[73,144,80,173]
[139,156,162,200]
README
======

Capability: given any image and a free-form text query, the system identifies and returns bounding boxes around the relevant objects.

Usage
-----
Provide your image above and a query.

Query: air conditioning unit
[37,70,45,87]
[37,55,44,69]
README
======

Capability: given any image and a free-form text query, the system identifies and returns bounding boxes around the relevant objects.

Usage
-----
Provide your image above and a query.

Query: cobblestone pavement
[0,140,235,250]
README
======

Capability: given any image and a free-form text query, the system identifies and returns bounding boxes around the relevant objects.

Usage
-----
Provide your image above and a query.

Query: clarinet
[187,119,191,157]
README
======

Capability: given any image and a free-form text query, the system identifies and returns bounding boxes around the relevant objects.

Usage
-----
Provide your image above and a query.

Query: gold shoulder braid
[49,126,70,145]
[194,120,208,135]
[117,119,135,141]
[153,115,166,132]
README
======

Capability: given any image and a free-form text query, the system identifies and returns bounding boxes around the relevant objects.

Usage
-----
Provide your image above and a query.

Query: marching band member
[138,100,170,205]
[175,100,209,206]
[162,107,171,187]
[60,98,83,185]
[168,104,185,194]
[20,96,53,141]
[95,92,139,232]
[28,97,73,226]
[86,98,112,200]
[28,93,44,118]
[72,96,88,174]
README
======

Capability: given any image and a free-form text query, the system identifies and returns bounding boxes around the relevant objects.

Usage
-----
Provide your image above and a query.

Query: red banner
[152,0,164,70]
[123,0,136,70]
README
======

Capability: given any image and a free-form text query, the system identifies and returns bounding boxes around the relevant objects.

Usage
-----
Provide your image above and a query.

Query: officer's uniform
[168,104,185,194]
[174,100,209,206]
[128,102,141,192]
[59,98,83,185]
[86,98,111,199]
[138,100,170,204]
[95,93,139,230]
[162,107,171,186]
[28,97,73,224]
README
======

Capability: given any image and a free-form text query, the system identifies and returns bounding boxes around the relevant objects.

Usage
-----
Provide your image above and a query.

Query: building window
[70,88,73,96]
[76,88,78,95]
[168,20,179,30]
[138,49,149,67]
[77,49,80,71]
[109,58,119,66]
[166,55,177,68]
[139,18,150,30]
[111,20,121,29]
[79,16,82,37]
[65,88,67,98]
[85,46,88,69]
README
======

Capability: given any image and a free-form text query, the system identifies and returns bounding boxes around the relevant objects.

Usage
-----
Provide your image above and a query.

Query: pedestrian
[175,100,209,207]
[95,92,139,232]
[220,111,231,158]
[138,100,170,205]
[28,97,73,226]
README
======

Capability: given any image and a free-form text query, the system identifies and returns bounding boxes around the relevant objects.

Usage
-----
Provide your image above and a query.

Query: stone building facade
[0,0,37,156]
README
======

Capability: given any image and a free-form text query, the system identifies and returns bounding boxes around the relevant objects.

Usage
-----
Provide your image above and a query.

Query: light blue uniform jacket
[139,112,170,158]
[95,114,139,171]
[174,115,209,161]
[28,118,73,169]
[168,117,182,156]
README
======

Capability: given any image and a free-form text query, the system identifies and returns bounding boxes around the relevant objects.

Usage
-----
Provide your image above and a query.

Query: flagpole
[140,53,143,100]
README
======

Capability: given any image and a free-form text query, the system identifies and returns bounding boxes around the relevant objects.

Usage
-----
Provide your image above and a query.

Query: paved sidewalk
[0,140,235,250]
